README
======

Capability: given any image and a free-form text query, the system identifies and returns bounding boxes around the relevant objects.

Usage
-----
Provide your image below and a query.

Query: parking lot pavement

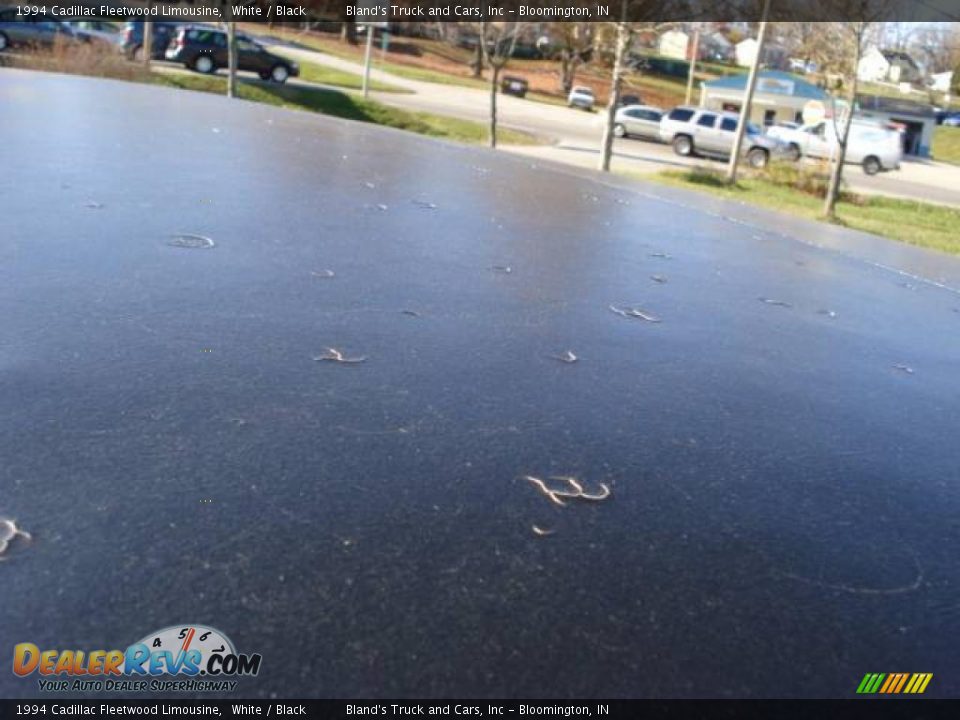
[849,157,960,207]
[3,69,960,698]
[265,43,960,207]
[506,140,960,207]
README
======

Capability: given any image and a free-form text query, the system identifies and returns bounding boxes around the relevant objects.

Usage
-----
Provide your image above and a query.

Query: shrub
[2,36,150,83]
[681,166,732,188]
[758,161,862,203]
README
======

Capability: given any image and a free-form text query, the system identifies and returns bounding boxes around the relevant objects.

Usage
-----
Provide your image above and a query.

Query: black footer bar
[2,699,959,720]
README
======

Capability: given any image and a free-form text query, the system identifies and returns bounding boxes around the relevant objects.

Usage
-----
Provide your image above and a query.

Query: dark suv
[120,21,180,60]
[165,26,299,84]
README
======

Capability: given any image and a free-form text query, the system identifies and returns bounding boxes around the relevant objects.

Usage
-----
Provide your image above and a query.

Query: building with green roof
[699,70,832,128]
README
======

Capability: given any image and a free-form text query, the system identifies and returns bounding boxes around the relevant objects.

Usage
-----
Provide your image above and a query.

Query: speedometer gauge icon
[131,624,236,675]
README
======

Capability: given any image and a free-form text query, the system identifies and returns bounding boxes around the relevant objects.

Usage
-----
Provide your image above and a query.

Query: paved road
[2,69,960,699]
[265,43,960,207]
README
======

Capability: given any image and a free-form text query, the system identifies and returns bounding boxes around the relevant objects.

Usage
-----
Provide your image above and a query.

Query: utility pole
[684,25,700,106]
[725,0,771,184]
[362,24,374,98]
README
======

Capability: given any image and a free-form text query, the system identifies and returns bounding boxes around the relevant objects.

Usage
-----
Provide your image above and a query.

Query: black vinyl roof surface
[1,69,959,699]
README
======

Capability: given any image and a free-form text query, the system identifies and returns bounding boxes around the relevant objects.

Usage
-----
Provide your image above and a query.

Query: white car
[613,105,665,141]
[766,119,902,175]
[568,86,595,111]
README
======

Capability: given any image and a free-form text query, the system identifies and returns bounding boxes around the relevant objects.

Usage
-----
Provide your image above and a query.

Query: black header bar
[9,0,960,22]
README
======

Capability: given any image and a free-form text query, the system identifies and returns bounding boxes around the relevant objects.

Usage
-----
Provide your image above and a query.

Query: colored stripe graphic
[857,672,933,694]
[905,673,933,694]
[892,673,910,693]
[857,673,886,695]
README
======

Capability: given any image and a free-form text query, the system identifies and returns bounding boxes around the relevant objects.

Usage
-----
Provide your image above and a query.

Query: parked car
[568,86,595,111]
[659,106,782,169]
[0,11,81,52]
[62,20,122,49]
[943,113,960,127]
[618,94,642,108]
[613,105,664,141]
[121,21,180,60]
[165,26,299,84]
[766,119,903,174]
[500,75,528,98]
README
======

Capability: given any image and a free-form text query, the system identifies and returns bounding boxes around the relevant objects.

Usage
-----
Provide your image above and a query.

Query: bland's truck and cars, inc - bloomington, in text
[347,4,604,18]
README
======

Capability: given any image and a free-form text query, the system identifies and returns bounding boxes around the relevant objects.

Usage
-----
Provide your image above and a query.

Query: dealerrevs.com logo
[13,624,261,693]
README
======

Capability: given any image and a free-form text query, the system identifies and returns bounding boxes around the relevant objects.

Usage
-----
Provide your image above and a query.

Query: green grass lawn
[152,73,539,146]
[251,26,698,111]
[624,71,689,106]
[275,55,409,94]
[253,28,492,89]
[643,167,960,256]
[858,81,925,100]
[290,48,567,107]
[933,126,960,165]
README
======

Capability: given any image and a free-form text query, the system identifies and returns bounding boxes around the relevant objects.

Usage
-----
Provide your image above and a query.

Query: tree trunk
[227,18,237,98]
[490,65,500,148]
[341,18,356,45]
[142,13,153,70]
[473,41,483,78]
[684,27,700,105]
[560,53,577,95]
[824,41,863,219]
[599,22,629,172]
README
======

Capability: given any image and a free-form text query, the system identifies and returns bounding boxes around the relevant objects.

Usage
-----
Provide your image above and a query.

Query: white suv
[659,106,782,169]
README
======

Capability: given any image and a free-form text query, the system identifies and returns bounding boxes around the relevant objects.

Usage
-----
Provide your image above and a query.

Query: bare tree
[779,21,835,71]
[599,19,632,172]
[822,10,891,218]
[472,29,484,79]
[479,21,521,149]
[443,22,484,78]
[551,22,594,95]
[909,23,960,76]
[597,1,668,173]
[882,21,920,53]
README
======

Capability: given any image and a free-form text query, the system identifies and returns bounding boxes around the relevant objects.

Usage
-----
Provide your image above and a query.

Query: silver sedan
[613,105,665,141]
